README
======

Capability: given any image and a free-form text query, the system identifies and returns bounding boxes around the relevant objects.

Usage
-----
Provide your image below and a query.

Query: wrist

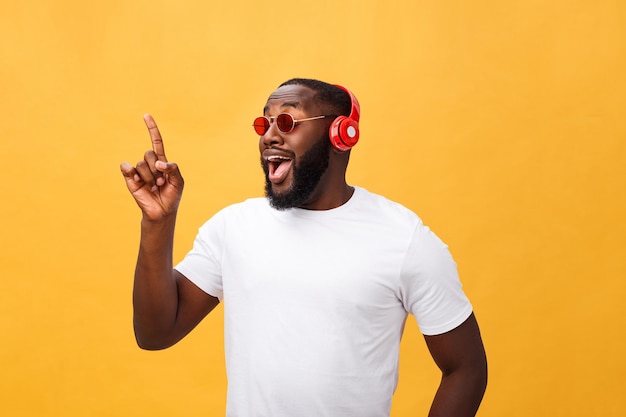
[140,213,177,238]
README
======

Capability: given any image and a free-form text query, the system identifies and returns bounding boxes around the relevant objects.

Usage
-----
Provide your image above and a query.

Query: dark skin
[259,85,354,209]
[120,84,487,415]
[424,313,487,416]
[120,114,219,349]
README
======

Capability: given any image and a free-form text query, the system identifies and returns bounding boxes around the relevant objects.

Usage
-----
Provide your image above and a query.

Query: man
[120,78,487,417]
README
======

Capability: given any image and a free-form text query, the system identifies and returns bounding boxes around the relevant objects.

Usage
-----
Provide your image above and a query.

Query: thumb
[156,160,184,186]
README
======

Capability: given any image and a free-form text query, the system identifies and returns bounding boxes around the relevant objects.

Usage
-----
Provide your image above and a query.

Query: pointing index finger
[144,113,168,162]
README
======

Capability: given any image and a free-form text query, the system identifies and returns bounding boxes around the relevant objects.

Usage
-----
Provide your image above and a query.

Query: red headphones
[329,85,360,151]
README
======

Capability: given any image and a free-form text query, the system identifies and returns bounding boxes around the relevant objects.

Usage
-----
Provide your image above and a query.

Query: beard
[262,135,331,210]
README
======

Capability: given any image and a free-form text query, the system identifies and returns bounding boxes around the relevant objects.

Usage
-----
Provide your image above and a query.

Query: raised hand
[120,114,184,222]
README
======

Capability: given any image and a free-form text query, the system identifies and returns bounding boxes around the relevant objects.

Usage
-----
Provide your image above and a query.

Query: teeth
[267,155,291,161]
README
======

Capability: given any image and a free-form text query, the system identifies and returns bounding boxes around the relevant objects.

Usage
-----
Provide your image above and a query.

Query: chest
[220,216,410,314]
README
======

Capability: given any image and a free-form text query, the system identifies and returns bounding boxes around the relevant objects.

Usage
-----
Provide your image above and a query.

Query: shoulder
[198,197,270,231]
[352,186,422,226]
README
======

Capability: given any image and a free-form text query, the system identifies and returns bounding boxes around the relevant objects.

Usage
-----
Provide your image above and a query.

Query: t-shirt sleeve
[175,213,224,300]
[399,223,473,336]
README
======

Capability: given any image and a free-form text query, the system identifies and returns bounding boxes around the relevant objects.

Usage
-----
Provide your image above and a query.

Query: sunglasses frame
[253,113,335,136]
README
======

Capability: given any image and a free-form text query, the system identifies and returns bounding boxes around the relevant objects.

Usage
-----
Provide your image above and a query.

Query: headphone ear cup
[329,116,360,151]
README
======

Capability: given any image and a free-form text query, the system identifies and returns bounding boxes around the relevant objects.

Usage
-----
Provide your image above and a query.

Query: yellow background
[1,1,624,416]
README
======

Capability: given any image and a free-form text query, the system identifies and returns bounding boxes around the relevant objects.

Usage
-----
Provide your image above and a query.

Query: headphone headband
[329,84,360,151]
[334,84,360,123]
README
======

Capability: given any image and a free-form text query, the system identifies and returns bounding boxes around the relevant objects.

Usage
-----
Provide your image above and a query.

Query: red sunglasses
[253,113,335,136]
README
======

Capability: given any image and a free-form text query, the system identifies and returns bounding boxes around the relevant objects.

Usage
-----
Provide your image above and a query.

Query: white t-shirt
[176,187,473,417]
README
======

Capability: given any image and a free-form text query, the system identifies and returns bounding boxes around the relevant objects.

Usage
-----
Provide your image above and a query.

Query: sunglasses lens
[276,113,295,133]
[253,117,269,135]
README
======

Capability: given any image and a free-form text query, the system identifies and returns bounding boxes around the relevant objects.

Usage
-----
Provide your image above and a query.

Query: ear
[328,85,361,152]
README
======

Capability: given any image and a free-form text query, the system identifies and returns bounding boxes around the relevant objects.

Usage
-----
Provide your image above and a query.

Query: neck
[298,149,352,210]
[299,182,354,211]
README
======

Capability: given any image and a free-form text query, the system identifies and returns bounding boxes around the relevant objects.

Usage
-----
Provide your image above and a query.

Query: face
[258,84,332,210]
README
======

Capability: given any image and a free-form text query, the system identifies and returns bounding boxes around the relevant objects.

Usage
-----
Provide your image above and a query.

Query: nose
[260,122,283,148]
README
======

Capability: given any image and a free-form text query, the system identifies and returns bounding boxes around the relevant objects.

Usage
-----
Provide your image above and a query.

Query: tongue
[269,160,293,184]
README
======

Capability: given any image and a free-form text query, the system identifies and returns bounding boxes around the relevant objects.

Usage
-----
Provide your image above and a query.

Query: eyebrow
[263,101,302,114]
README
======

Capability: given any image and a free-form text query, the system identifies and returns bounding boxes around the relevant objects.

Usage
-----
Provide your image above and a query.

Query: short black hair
[279,78,352,118]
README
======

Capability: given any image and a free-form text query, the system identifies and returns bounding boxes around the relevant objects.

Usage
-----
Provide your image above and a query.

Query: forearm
[132,215,179,349]
[428,366,487,417]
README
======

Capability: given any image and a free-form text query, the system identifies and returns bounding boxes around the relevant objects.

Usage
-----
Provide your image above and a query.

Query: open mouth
[267,155,293,184]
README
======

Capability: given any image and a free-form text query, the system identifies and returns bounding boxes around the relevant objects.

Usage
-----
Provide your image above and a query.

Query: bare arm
[120,114,219,350]
[424,313,488,417]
